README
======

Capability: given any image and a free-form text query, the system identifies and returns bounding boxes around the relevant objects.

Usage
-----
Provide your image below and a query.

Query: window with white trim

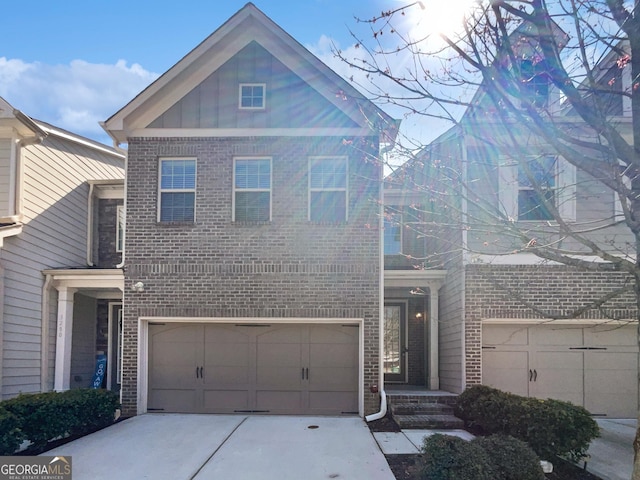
[239,83,266,109]
[384,213,402,255]
[233,158,271,222]
[116,205,125,252]
[158,158,196,222]
[309,156,348,223]
[499,155,576,222]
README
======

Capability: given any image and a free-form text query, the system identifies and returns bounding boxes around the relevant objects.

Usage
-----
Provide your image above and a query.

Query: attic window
[239,83,266,110]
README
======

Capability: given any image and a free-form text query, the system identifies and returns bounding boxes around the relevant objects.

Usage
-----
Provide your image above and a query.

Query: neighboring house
[0,97,125,400]
[102,3,398,417]
[385,34,639,417]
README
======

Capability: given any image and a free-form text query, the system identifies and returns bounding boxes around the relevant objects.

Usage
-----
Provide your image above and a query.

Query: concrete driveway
[585,419,636,480]
[44,414,394,480]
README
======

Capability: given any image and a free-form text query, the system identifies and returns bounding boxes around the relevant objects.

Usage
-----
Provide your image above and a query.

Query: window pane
[383,306,401,374]
[116,206,125,252]
[518,156,556,188]
[160,192,195,222]
[235,192,270,222]
[235,159,270,189]
[240,85,264,108]
[161,159,196,189]
[518,189,554,220]
[384,218,402,255]
[310,191,346,222]
[310,158,347,189]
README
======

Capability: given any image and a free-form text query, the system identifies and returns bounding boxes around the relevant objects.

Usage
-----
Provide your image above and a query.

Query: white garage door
[482,323,638,418]
[148,323,359,415]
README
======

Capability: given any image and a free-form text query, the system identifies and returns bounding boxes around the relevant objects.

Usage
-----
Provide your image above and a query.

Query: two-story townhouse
[387,35,639,417]
[0,97,125,400]
[103,3,398,417]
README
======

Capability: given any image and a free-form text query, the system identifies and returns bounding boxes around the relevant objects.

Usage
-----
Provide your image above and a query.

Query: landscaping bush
[454,385,599,461]
[474,434,545,480]
[0,406,23,455]
[418,434,495,480]
[1,389,120,453]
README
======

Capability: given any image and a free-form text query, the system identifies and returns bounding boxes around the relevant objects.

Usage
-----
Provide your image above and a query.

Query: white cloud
[0,57,158,145]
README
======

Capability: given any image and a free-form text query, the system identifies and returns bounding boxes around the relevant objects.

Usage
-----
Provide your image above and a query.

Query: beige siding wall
[0,139,13,217]
[1,135,123,399]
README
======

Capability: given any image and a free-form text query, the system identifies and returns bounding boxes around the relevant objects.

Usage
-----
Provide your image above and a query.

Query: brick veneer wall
[464,263,637,386]
[97,198,123,268]
[121,136,381,416]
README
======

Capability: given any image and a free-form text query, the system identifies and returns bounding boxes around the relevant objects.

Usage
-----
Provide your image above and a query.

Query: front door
[384,303,406,382]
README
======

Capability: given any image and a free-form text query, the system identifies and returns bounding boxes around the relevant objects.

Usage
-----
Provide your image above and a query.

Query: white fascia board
[129,127,373,138]
[384,269,448,289]
[42,269,124,290]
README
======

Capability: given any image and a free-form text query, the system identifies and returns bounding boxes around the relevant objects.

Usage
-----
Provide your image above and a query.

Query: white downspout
[115,149,127,269]
[86,183,95,266]
[40,273,53,391]
[366,142,391,422]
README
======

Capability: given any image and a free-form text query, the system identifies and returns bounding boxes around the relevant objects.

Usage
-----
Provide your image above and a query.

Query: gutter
[366,140,395,422]
[86,183,95,266]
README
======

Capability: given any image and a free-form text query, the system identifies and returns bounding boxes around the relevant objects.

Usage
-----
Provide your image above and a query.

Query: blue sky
[0,0,445,146]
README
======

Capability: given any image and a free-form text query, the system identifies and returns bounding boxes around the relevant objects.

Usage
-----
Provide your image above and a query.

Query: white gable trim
[129,127,374,138]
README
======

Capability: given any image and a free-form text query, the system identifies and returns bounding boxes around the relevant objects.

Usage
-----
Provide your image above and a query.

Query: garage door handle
[196,367,200,379]
[529,369,533,381]
[301,368,309,380]
[533,369,537,382]
[306,368,309,380]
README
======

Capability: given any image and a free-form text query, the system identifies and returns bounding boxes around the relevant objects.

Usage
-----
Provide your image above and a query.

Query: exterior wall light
[131,281,145,292]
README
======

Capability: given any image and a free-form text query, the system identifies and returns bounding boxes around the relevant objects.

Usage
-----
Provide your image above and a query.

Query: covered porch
[43,269,124,393]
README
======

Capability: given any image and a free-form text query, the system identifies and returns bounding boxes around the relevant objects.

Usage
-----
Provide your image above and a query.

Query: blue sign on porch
[91,354,107,389]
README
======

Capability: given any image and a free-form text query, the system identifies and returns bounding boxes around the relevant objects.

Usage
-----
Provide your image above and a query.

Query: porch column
[428,288,440,390]
[54,286,76,391]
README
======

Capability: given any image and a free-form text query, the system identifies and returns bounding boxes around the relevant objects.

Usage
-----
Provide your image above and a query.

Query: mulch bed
[367,414,602,480]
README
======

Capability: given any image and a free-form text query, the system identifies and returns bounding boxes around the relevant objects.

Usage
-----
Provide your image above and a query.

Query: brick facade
[121,136,382,416]
[97,198,123,268]
[464,263,638,385]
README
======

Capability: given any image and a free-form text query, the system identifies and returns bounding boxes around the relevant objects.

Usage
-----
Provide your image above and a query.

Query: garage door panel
[257,326,305,343]
[531,326,582,346]
[584,325,636,346]
[533,352,583,405]
[585,352,637,417]
[309,391,358,414]
[205,366,251,385]
[257,343,303,366]
[482,351,529,397]
[257,366,304,387]
[483,326,528,346]
[203,389,250,412]
[256,390,304,412]
[309,325,358,344]
[149,389,197,413]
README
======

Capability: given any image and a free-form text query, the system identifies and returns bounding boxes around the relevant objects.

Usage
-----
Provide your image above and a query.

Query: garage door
[482,323,638,418]
[148,323,359,415]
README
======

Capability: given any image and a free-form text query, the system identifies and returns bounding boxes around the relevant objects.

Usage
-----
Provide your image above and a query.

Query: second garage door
[148,322,359,415]
[483,323,638,418]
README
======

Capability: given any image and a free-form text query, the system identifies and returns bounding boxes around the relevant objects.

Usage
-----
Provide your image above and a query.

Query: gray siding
[438,261,465,393]
[149,41,359,130]
[0,139,12,217]
[1,135,123,399]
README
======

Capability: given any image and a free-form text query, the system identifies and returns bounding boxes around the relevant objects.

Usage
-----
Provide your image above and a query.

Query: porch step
[390,402,454,416]
[393,413,465,430]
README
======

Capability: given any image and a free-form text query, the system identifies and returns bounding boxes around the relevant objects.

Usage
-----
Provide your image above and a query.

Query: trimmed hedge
[454,385,599,461]
[418,434,545,480]
[475,434,545,480]
[419,433,545,480]
[419,434,495,480]
[0,389,120,454]
[0,406,22,456]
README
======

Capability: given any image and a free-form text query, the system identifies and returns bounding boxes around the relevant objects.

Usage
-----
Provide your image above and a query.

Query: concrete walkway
[584,419,636,480]
[44,414,394,480]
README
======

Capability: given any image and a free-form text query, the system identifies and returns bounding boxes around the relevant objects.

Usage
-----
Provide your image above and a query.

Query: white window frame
[499,155,576,222]
[232,157,272,222]
[157,158,197,223]
[308,156,349,223]
[239,83,266,110]
[116,205,125,253]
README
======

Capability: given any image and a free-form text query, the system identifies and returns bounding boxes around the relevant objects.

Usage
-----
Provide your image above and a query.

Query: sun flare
[402,0,476,40]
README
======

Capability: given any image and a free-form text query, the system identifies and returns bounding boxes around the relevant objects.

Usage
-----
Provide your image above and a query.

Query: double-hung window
[309,156,348,223]
[158,158,196,222]
[239,83,266,110]
[517,155,557,221]
[234,158,271,222]
[499,154,576,222]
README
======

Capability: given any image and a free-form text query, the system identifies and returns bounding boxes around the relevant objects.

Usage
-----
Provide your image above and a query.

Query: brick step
[390,402,454,416]
[393,414,465,430]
